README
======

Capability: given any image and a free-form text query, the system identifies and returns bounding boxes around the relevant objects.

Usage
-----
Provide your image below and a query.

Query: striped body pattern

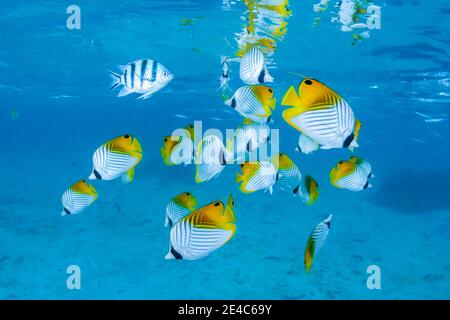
[304,214,332,272]
[291,96,354,148]
[165,192,198,227]
[236,161,278,194]
[166,196,236,260]
[161,136,194,166]
[330,156,373,191]
[195,135,230,183]
[89,134,143,183]
[225,85,275,123]
[239,46,274,84]
[61,180,98,216]
[282,78,356,149]
[296,133,319,155]
[273,153,302,194]
[233,122,271,155]
[109,59,173,100]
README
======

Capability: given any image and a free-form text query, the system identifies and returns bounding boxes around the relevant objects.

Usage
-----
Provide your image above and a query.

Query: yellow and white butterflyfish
[225,85,276,123]
[232,120,271,156]
[165,192,198,227]
[195,135,232,183]
[304,214,332,272]
[329,156,372,191]
[348,119,362,152]
[239,46,274,85]
[296,133,320,155]
[160,134,194,166]
[89,134,143,183]
[61,179,98,216]
[348,155,374,178]
[272,152,302,194]
[236,161,278,194]
[299,175,320,205]
[165,194,236,260]
[281,77,356,149]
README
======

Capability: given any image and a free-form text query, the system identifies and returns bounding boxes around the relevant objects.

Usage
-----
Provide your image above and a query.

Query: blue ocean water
[0,0,449,299]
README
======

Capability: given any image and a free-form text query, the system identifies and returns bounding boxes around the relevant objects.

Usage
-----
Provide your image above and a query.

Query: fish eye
[214,202,221,207]
[164,137,168,142]
[185,192,190,196]
[240,164,244,167]
[163,72,168,77]
[124,134,130,139]
[82,179,86,183]
[268,88,273,93]
[304,79,313,85]
[338,160,344,165]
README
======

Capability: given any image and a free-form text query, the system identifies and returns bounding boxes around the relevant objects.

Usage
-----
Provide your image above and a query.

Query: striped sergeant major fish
[89,134,143,183]
[61,179,98,216]
[109,59,173,100]
[165,192,198,228]
[304,214,332,272]
[282,77,356,150]
[225,85,276,124]
[330,156,374,191]
[165,195,236,260]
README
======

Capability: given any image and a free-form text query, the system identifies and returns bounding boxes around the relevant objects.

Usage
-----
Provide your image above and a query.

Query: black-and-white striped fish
[195,135,231,183]
[89,134,143,183]
[61,179,98,216]
[236,161,278,194]
[330,156,373,191]
[165,195,236,260]
[225,85,276,123]
[282,78,356,149]
[109,59,173,100]
[165,192,198,228]
[239,46,274,84]
[296,133,319,155]
[304,214,332,272]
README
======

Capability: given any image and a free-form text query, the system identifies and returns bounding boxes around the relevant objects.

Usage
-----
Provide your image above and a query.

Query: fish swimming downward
[304,214,332,272]
[165,192,198,227]
[225,85,276,123]
[330,156,374,191]
[282,78,357,149]
[165,195,236,260]
[195,135,232,183]
[61,179,98,216]
[89,134,143,183]
[272,152,302,194]
[236,161,279,194]
[109,59,173,100]
[299,175,320,205]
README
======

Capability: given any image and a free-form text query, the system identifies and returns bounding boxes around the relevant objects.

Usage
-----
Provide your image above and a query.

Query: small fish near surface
[239,46,274,85]
[236,160,278,194]
[330,156,374,191]
[304,214,332,272]
[165,195,236,260]
[165,192,198,227]
[61,179,98,216]
[282,77,357,150]
[109,59,173,100]
[225,85,276,123]
[89,134,143,183]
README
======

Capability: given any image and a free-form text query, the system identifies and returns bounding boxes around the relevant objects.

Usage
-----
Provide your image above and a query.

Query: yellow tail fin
[236,173,244,183]
[282,86,299,107]
[122,167,135,183]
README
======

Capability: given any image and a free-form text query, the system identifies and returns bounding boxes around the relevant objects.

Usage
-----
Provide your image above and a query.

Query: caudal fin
[108,70,122,90]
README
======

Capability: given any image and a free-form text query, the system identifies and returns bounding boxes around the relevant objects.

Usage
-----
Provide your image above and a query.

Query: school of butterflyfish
[60,0,374,269]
